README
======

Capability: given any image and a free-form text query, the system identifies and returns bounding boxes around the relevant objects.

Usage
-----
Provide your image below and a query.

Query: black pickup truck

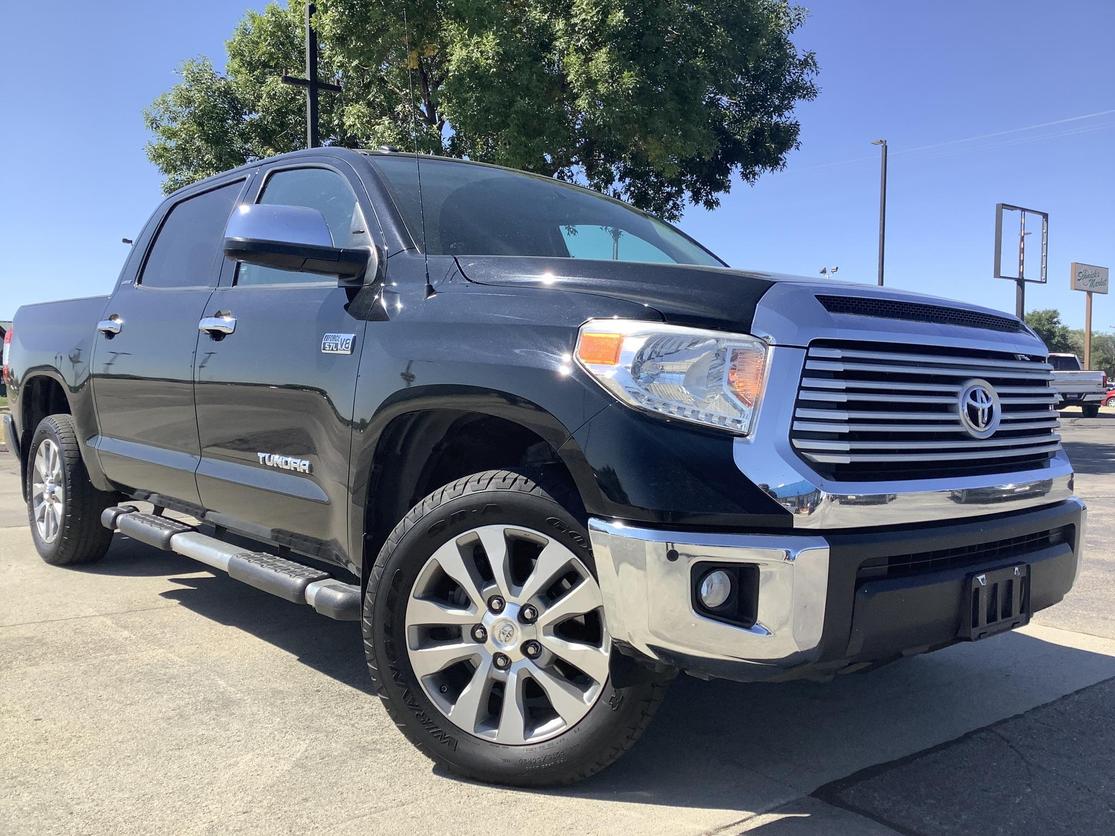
[3,148,1085,785]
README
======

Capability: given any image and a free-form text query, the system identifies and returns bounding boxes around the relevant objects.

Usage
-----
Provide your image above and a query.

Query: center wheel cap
[491,618,519,649]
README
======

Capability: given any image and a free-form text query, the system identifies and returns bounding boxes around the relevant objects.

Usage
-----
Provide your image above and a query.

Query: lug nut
[523,640,542,659]
[520,604,538,624]
[493,652,511,670]
[487,595,506,614]
[470,624,487,643]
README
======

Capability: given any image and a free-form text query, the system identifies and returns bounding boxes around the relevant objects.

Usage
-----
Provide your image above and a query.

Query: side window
[237,167,369,287]
[139,181,242,288]
[559,225,674,264]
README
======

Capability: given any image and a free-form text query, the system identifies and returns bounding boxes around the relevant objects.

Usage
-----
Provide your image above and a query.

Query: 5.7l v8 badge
[321,333,355,355]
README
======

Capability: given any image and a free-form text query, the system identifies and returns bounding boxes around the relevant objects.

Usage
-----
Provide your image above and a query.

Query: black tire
[364,470,670,786]
[26,414,116,566]
[1083,404,1100,418]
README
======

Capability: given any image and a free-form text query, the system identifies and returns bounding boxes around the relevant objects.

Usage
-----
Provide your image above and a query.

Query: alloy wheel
[32,439,65,544]
[404,524,611,745]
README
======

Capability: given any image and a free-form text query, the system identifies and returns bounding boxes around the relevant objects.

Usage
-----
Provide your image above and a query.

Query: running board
[101,506,361,621]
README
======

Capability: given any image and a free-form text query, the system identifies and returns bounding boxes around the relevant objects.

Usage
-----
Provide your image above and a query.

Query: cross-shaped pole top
[281,2,341,148]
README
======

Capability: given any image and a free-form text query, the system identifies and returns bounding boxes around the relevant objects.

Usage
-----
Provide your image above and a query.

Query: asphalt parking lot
[2,412,1114,835]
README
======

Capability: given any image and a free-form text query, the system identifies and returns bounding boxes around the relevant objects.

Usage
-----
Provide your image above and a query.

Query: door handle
[198,314,237,336]
[97,316,123,336]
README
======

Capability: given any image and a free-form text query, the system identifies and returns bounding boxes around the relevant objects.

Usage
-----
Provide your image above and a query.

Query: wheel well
[361,410,583,589]
[21,376,70,453]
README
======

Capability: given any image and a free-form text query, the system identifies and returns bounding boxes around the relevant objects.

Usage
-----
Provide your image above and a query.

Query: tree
[145,0,818,219]
[1024,309,1075,354]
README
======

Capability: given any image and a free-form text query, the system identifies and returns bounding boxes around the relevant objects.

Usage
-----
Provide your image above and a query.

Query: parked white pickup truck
[1050,353,1106,417]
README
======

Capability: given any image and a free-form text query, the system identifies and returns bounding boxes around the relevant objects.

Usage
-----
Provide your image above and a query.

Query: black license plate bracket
[960,563,1031,641]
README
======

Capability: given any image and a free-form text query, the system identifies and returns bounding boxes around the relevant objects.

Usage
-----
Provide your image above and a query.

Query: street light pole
[871,139,887,287]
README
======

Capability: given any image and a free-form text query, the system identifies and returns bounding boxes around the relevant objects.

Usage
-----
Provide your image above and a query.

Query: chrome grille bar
[793,342,1060,478]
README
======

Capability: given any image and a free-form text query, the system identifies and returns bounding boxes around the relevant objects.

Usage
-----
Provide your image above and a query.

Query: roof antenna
[402,5,433,298]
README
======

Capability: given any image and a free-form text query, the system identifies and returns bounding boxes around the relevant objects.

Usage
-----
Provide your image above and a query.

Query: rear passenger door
[91,178,247,507]
[193,162,374,566]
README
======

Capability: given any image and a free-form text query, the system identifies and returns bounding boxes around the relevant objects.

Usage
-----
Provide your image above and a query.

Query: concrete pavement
[2,416,1114,834]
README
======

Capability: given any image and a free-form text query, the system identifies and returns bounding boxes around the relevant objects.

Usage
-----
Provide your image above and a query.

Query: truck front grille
[791,341,1060,481]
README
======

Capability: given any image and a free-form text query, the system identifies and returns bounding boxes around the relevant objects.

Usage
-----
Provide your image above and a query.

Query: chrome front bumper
[589,519,830,671]
[589,498,1086,681]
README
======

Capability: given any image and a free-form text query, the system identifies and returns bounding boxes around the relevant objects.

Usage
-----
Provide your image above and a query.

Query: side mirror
[223,204,377,287]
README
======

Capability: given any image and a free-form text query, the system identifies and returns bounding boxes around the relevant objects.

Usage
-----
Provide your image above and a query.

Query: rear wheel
[1083,404,1100,418]
[364,470,669,786]
[27,414,116,565]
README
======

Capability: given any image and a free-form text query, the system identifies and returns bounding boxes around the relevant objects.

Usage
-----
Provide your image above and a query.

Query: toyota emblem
[958,379,1001,439]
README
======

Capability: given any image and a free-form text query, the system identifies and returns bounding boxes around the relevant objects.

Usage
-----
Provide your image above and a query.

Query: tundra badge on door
[321,333,355,355]
[257,453,312,474]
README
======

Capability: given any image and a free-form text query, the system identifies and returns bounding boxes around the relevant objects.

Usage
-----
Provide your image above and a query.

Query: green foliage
[1067,330,1115,379]
[145,0,818,219]
[1024,309,1075,354]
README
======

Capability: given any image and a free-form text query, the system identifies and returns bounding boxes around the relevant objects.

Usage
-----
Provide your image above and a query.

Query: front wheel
[364,470,669,786]
[27,414,116,565]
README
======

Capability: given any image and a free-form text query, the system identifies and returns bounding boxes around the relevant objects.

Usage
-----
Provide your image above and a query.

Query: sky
[1,0,1113,329]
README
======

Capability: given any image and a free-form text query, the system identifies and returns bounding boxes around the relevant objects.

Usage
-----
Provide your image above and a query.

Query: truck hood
[454,256,774,332]
[455,256,1043,353]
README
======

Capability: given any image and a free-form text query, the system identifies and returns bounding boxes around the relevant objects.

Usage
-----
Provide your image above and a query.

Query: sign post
[994,204,1049,319]
[1070,263,1109,369]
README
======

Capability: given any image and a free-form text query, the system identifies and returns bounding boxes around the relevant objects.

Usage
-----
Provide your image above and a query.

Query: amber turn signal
[727,347,765,408]
[576,332,624,366]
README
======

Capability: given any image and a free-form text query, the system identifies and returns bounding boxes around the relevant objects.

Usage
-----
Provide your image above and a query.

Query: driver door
[193,162,374,565]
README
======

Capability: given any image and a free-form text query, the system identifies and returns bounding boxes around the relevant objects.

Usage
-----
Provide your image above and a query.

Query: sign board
[994,203,1048,283]
[1071,262,1109,295]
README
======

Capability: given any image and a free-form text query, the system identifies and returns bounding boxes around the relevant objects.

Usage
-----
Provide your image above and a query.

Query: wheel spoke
[448,657,493,733]
[407,596,478,627]
[539,634,611,684]
[408,641,480,679]
[537,577,603,628]
[475,527,513,600]
[519,541,574,603]
[495,668,528,744]
[428,539,486,610]
[33,499,47,525]
[530,666,592,726]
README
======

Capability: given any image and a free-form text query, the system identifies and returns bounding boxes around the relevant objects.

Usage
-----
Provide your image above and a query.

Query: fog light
[698,569,733,609]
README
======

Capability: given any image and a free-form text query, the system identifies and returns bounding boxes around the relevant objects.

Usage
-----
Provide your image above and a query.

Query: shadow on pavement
[1061,439,1115,475]
[128,551,1115,814]
[75,531,1115,817]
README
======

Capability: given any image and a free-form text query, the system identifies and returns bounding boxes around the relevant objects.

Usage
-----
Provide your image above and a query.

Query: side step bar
[101,506,361,621]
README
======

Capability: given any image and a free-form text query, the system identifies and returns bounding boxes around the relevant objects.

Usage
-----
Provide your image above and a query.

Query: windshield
[370,155,723,267]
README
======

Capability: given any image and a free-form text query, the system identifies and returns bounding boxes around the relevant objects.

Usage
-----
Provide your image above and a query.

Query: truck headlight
[575,320,768,435]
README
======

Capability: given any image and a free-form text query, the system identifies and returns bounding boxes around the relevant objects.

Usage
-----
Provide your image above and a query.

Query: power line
[795,107,1115,172]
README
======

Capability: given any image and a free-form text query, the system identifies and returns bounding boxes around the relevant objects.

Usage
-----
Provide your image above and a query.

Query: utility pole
[871,139,887,287]
[281,3,341,148]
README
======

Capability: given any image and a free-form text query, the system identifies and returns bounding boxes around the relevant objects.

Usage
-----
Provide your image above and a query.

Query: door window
[237,167,370,287]
[139,181,242,288]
